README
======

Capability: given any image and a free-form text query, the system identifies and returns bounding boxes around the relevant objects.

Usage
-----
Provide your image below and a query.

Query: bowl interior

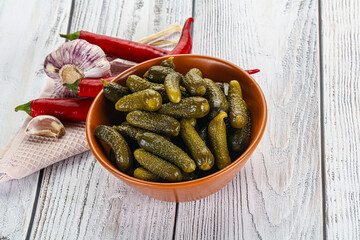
[86,54,267,186]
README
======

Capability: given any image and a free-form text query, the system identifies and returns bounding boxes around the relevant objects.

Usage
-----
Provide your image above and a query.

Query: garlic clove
[25,115,65,138]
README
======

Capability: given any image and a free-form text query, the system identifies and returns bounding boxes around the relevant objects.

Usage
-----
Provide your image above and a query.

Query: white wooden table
[0,0,358,239]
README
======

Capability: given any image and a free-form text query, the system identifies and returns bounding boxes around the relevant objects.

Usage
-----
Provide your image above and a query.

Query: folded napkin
[0,79,90,182]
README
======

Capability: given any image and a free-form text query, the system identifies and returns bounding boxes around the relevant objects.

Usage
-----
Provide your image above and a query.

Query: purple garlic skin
[25,115,65,138]
[44,39,111,97]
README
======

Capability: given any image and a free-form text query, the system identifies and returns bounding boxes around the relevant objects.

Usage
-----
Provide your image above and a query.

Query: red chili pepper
[60,32,170,63]
[15,98,93,122]
[169,18,194,54]
[63,76,116,97]
[60,18,194,62]
[245,69,260,75]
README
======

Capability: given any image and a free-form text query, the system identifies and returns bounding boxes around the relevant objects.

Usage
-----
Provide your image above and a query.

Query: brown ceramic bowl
[86,54,267,202]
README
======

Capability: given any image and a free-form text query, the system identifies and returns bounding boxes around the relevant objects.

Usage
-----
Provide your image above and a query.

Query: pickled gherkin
[126,110,180,137]
[229,111,252,153]
[113,122,147,141]
[126,74,164,92]
[208,112,231,169]
[183,68,207,96]
[95,125,132,172]
[180,119,214,171]
[115,89,162,112]
[134,148,182,182]
[101,80,130,103]
[215,82,229,96]
[160,57,176,70]
[136,132,196,173]
[158,97,210,119]
[228,80,248,128]
[143,66,175,83]
[133,167,162,182]
[126,74,186,103]
[204,78,229,119]
[164,72,183,103]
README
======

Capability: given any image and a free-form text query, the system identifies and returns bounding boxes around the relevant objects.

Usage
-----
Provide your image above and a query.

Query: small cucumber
[136,132,196,173]
[228,80,248,128]
[208,112,231,169]
[134,148,182,182]
[95,125,132,172]
[115,89,162,112]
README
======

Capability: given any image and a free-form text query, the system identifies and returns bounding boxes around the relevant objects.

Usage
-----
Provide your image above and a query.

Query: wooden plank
[175,0,322,239]
[29,0,192,239]
[321,1,360,239]
[0,0,72,239]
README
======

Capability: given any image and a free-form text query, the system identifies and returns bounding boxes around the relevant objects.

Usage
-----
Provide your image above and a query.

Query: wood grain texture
[175,0,322,239]
[0,0,72,239]
[29,0,192,239]
[321,1,360,239]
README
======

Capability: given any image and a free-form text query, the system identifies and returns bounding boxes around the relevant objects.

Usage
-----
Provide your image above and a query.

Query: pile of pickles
[95,57,251,182]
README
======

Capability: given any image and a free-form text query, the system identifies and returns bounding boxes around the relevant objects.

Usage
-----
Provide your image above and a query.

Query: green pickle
[158,97,210,118]
[229,111,252,153]
[183,68,207,96]
[94,125,132,172]
[126,74,186,103]
[180,119,214,171]
[204,78,229,119]
[164,72,183,103]
[101,79,130,103]
[134,149,182,182]
[143,66,175,83]
[133,167,162,182]
[126,75,164,92]
[208,112,231,169]
[113,122,147,141]
[160,57,176,70]
[115,89,162,112]
[126,110,180,137]
[136,132,196,173]
[228,80,248,128]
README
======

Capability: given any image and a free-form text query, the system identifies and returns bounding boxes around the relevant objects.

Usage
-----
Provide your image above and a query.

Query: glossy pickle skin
[94,125,132,172]
[158,97,210,119]
[228,80,248,128]
[102,81,130,103]
[115,89,162,112]
[126,74,184,103]
[136,132,196,173]
[143,66,175,83]
[133,167,161,182]
[204,78,229,119]
[160,57,176,70]
[180,119,214,171]
[126,110,181,137]
[164,72,183,103]
[183,68,207,96]
[126,75,164,92]
[229,111,252,153]
[134,149,182,182]
[113,122,147,141]
[208,112,231,169]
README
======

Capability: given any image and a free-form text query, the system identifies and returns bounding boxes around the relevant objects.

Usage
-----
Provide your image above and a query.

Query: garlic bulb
[44,39,111,97]
[25,115,65,138]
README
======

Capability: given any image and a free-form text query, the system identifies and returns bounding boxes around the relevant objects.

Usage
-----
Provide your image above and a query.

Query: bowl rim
[86,54,267,188]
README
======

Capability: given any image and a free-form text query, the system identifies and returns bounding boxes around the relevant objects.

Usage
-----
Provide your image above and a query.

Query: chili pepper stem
[101,78,110,86]
[59,64,84,85]
[62,79,81,95]
[15,100,32,115]
[60,31,81,40]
